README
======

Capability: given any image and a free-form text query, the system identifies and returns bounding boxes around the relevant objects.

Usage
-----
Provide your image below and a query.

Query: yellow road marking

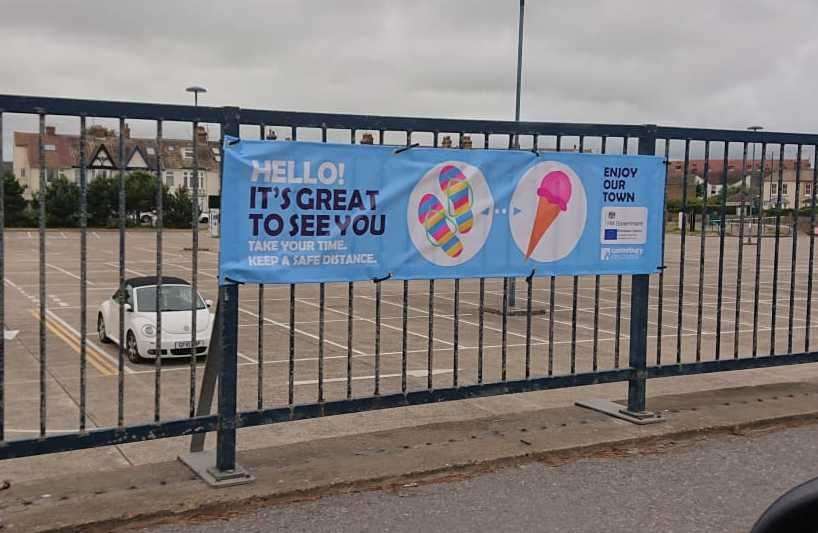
[30,310,117,376]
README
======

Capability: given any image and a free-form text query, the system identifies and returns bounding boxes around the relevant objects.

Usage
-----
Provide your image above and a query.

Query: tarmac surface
[4,228,817,434]
[140,422,818,533]
[142,426,818,533]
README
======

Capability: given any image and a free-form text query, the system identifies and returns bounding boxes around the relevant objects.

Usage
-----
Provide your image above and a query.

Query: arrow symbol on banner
[481,207,491,216]
[513,207,522,215]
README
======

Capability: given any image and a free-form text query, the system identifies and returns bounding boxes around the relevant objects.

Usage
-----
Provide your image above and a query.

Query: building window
[183,148,194,159]
[44,144,56,151]
[146,147,156,156]
[782,184,788,195]
[806,183,812,197]
[20,168,25,177]
[165,171,174,187]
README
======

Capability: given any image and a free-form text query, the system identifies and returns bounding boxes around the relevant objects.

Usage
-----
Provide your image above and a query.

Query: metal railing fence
[1,95,817,480]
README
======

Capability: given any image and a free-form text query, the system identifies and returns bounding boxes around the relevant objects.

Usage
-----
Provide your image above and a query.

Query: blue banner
[219,139,666,284]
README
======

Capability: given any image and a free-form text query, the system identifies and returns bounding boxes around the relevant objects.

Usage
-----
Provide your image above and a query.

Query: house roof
[14,127,220,172]
[667,158,813,184]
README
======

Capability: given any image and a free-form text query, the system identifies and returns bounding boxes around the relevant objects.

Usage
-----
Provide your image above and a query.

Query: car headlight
[141,324,156,337]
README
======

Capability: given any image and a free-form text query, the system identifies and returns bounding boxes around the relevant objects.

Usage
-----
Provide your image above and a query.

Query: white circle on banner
[407,161,494,267]
[509,161,587,262]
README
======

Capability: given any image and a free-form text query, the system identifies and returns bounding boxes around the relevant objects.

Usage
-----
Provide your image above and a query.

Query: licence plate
[175,341,204,349]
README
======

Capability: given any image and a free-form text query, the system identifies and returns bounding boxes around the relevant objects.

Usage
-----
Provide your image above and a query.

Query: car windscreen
[136,285,206,312]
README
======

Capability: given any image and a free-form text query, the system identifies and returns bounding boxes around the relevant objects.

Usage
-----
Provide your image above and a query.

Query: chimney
[46,126,56,136]
[197,126,208,143]
[123,124,131,139]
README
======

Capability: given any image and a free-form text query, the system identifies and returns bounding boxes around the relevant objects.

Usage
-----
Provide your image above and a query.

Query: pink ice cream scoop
[536,170,572,211]
[526,170,573,259]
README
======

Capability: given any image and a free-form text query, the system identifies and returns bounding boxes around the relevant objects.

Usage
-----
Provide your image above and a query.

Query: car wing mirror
[125,303,133,312]
[205,299,213,308]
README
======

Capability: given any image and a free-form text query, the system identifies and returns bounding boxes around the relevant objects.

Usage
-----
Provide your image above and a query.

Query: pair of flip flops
[417,165,474,258]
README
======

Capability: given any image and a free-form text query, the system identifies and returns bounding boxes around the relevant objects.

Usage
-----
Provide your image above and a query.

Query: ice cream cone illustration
[525,170,572,259]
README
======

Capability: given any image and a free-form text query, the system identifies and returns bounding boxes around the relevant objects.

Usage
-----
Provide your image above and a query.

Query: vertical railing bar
[453,278,459,387]
[346,282,354,399]
[38,112,47,436]
[0,111,4,439]
[79,115,88,430]
[614,136,628,368]
[257,284,264,409]
[117,117,126,427]
[787,144,801,354]
[806,146,818,352]
[569,135,584,374]
[189,120,200,417]
[770,144,785,355]
[548,276,555,375]
[593,136,606,371]
[374,280,381,396]
[501,277,508,382]
[804,145,818,352]
[288,284,295,405]
[318,282,326,402]
[676,139,691,363]
[154,120,163,422]
[715,141,729,360]
[694,141,710,362]
[257,124,265,409]
[427,279,435,390]
[524,274,532,379]
[752,144,767,357]
[733,142,748,359]
[655,137,669,365]
[478,277,485,384]
[401,280,408,393]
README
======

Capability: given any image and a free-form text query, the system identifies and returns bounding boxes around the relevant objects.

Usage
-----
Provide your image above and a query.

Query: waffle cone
[525,199,561,259]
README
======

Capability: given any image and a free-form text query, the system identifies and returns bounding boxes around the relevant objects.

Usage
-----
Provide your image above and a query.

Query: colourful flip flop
[438,165,474,234]
[418,193,463,258]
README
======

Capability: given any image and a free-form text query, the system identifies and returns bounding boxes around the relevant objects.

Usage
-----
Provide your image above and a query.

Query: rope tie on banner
[394,143,420,155]
[227,139,240,146]
[373,273,393,283]
[525,269,536,282]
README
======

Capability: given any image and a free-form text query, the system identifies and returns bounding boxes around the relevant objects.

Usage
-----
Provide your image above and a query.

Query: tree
[44,176,80,227]
[3,173,30,227]
[164,186,193,229]
[126,171,159,215]
[87,174,118,226]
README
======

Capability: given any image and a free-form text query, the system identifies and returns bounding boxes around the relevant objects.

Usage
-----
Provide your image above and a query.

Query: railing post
[179,107,253,486]
[626,124,657,416]
[215,283,239,472]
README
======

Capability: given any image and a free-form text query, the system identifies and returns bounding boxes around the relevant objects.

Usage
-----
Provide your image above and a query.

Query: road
[141,423,818,533]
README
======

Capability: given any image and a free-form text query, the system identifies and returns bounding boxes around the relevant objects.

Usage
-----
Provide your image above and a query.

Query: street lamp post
[186,86,207,108]
[509,0,525,308]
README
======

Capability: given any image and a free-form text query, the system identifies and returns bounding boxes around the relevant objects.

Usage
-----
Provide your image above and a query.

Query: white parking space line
[238,306,366,356]
[293,368,452,387]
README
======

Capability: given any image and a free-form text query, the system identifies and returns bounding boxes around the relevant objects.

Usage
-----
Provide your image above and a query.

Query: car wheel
[126,331,144,364]
[97,314,111,343]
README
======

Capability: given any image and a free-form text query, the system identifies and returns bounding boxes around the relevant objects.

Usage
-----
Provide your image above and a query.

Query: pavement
[5,379,818,532]
[141,423,818,533]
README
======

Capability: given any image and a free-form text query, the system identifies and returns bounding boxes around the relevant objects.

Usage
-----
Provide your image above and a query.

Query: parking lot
[3,227,818,438]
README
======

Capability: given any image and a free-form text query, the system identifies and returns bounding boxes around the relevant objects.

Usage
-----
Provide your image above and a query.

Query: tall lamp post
[509,0,525,307]
[186,86,207,108]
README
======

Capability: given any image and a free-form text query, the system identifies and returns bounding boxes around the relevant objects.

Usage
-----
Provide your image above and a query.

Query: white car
[97,276,214,363]
[139,211,209,225]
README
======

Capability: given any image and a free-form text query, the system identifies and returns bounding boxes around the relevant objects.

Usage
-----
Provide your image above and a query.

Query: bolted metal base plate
[575,398,665,425]
[178,450,255,488]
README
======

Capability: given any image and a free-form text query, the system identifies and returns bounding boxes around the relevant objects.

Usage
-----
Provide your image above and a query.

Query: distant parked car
[139,210,209,225]
[97,276,213,363]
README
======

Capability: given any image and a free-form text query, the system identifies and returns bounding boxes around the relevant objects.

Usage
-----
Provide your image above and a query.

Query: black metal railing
[1,95,817,482]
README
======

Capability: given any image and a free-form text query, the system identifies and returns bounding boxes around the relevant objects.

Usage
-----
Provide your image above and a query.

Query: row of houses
[4,125,816,210]
[668,158,815,209]
[11,124,221,209]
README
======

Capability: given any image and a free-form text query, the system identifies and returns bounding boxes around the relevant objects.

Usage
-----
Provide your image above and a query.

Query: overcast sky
[2,0,818,158]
